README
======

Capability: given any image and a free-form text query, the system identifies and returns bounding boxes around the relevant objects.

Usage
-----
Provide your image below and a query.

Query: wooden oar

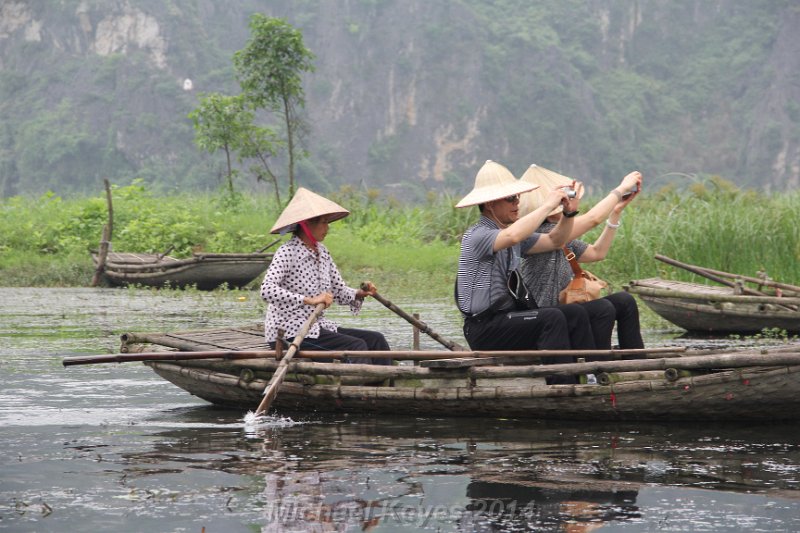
[362,283,468,352]
[252,303,326,417]
[655,254,765,296]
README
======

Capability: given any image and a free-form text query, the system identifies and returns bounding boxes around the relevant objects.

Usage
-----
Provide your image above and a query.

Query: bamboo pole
[596,370,668,385]
[253,303,326,416]
[655,254,800,294]
[412,313,420,351]
[149,348,800,383]
[63,346,687,367]
[654,254,798,310]
[655,254,768,296]
[256,237,283,253]
[363,284,468,352]
[119,332,220,353]
[468,349,800,379]
[161,358,472,380]
[90,179,113,287]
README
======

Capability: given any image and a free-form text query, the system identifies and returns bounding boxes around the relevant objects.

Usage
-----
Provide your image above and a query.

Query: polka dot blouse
[260,236,361,343]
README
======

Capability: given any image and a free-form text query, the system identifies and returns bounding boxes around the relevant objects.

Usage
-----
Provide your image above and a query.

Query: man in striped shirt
[455,161,598,375]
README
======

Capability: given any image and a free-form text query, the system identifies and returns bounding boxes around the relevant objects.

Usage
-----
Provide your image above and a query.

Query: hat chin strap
[483,204,508,229]
[298,220,318,249]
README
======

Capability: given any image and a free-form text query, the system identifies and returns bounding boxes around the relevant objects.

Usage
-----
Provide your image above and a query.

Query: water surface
[2,287,800,532]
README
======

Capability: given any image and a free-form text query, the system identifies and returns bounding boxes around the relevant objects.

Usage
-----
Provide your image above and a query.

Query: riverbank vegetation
[1,179,798,301]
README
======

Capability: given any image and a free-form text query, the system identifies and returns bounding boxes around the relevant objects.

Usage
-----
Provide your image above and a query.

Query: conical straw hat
[269,187,350,234]
[518,163,584,217]
[456,160,538,208]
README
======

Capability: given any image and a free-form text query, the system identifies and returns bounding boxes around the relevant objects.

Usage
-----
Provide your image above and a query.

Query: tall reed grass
[587,179,800,290]
[1,179,798,298]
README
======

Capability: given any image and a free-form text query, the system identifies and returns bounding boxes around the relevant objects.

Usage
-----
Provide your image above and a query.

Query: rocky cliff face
[0,0,797,197]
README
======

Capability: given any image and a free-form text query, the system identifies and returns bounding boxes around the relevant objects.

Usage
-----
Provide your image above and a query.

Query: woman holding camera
[517,165,644,350]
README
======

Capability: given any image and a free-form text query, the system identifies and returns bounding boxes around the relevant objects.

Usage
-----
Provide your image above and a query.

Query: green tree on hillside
[189,93,280,200]
[233,15,315,201]
[189,93,253,197]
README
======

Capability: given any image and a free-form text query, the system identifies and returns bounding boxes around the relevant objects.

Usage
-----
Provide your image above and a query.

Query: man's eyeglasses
[502,195,520,203]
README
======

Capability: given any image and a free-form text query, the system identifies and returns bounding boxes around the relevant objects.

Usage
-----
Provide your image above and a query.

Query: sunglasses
[502,195,520,203]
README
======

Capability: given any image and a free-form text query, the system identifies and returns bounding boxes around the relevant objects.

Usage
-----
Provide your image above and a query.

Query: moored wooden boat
[76,325,800,422]
[92,251,273,290]
[626,278,800,334]
[625,254,800,334]
[88,181,276,290]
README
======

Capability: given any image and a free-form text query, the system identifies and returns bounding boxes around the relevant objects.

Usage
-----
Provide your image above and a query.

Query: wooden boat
[626,278,800,334]
[88,181,277,290]
[63,324,800,422]
[625,255,800,334]
[92,251,273,290]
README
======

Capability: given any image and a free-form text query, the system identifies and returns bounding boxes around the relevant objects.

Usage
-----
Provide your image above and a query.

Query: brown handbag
[558,247,608,304]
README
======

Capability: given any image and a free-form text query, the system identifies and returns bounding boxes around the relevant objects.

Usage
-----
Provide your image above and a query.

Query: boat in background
[92,251,273,290]
[626,255,800,335]
[88,180,277,290]
[626,277,800,334]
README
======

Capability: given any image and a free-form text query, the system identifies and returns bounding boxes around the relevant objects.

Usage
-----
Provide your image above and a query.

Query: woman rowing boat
[260,187,391,364]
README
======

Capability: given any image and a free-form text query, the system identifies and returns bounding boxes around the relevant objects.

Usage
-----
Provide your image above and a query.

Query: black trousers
[575,298,617,350]
[463,305,597,352]
[275,327,392,365]
[463,306,597,384]
[603,291,644,349]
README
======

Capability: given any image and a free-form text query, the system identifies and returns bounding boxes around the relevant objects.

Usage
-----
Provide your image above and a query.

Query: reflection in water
[465,480,639,532]
[116,413,800,531]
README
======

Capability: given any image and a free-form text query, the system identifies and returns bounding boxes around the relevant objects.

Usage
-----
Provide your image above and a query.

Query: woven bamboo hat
[518,163,584,217]
[269,187,350,234]
[456,160,538,208]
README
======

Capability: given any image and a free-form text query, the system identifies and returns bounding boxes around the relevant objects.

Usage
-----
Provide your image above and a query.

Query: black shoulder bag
[506,248,538,310]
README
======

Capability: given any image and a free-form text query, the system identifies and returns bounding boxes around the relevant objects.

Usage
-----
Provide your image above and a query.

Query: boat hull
[145,360,800,421]
[639,296,800,334]
[627,278,800,334]
[94,252,271,290]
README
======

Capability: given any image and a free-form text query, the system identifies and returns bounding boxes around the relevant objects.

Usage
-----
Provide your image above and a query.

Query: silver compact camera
[622,184,640,199]
[563,187,577,199]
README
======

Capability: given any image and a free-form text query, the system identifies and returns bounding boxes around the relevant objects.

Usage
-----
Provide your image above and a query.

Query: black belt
[464,307,510,323]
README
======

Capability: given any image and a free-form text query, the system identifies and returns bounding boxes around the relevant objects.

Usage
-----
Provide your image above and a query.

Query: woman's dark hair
[293,216,323,236]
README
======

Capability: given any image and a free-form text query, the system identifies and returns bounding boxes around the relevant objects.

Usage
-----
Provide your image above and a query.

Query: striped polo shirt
[456,216,540,316]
